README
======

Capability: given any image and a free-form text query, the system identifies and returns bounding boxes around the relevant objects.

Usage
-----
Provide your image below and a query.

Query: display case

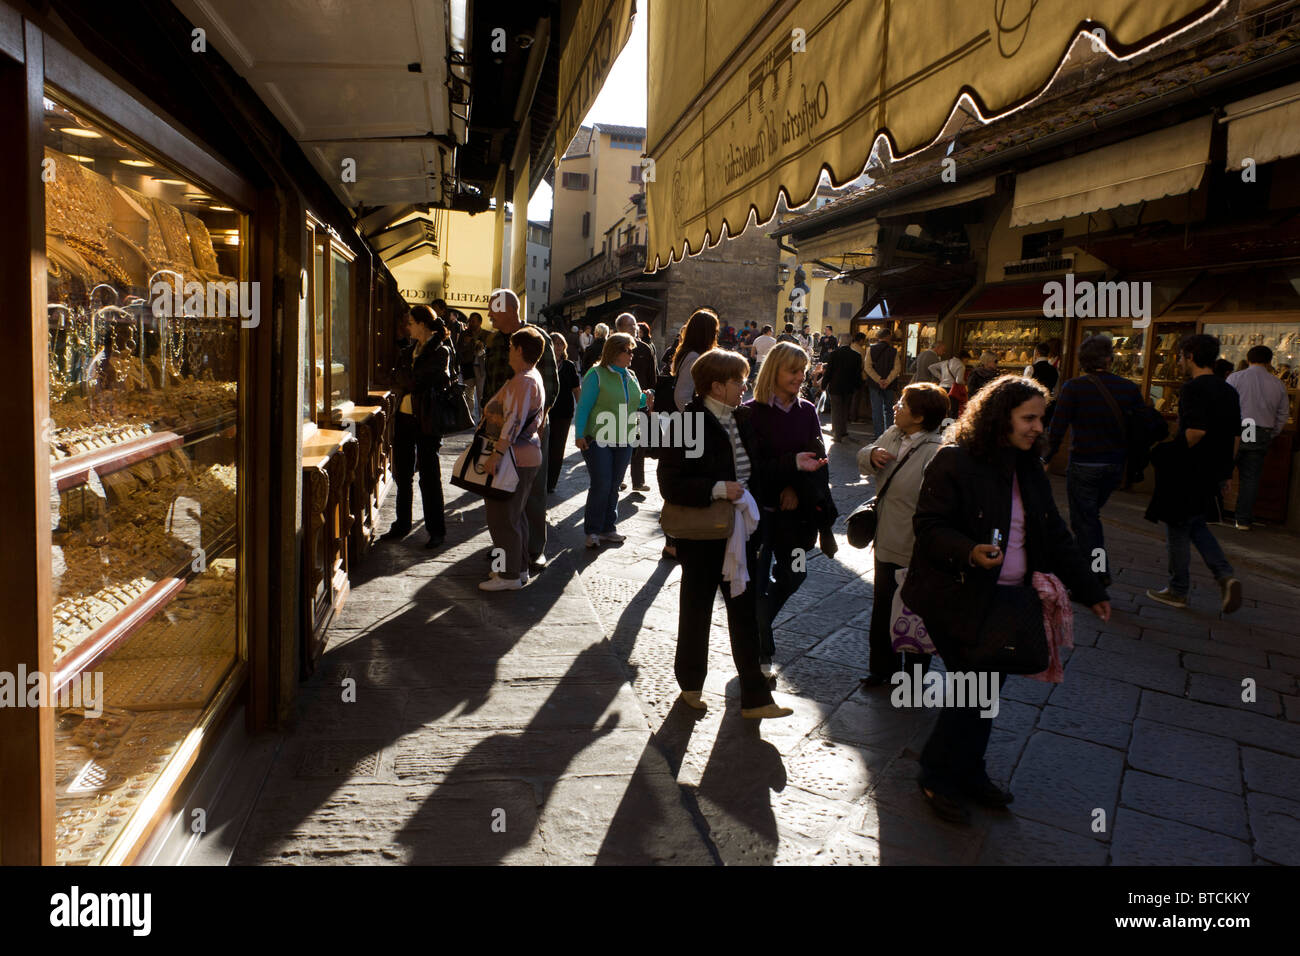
[1147,321,1198,418]
[1078,323,1145,387]
[42,95,245,864]
[959,318,1065,371]
[305,217,357,426]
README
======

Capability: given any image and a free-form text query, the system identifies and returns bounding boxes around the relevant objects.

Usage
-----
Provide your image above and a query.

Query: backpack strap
[1085,374,1126,440]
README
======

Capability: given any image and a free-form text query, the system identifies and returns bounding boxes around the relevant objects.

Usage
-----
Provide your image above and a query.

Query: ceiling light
[209,205,234,212]
[152,178,187,185]
[120,159,153,167]
[59,127,101,138]
[67,155,95,163]
[223,235,239,245]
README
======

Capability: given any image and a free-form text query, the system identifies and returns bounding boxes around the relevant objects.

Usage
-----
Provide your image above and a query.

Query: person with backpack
[1045,334,1145,588]
[864,328,901,438]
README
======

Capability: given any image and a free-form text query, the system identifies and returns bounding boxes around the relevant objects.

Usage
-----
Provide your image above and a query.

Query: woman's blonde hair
[597,332,637,368]
[753,341,808,404]
[594,322,610,340]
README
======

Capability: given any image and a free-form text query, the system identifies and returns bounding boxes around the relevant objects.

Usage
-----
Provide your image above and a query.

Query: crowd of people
[380,298,1274,824]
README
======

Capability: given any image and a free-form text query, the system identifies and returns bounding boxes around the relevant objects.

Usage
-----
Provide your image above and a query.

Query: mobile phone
[989,528,1003,558]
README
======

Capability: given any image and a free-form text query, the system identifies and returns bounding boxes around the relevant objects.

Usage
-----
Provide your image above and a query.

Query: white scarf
[723,489,760,597]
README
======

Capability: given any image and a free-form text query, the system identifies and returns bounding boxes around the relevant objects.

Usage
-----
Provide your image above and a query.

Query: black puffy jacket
[900,443,1107,669]
[393,339,452,437]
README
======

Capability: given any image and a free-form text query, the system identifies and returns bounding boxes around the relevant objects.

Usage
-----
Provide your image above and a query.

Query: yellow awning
[644,0,1222,270]
[556,0,637,159]
[796,219,879,264]
[1010,116,1212,227]
[1222,80,1300,169]
[879,175,998,218]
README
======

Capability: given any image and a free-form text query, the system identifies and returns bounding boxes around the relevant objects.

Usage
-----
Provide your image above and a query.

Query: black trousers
[919,671,1006,797]
[630,446,648,487]
[675,537,772,709]
[547,417,571,491]
[869,559,931,678]
[754,512,808,659]
[393,412,445,538]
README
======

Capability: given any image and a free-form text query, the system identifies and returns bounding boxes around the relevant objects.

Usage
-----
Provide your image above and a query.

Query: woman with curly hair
[901,375,1110,824]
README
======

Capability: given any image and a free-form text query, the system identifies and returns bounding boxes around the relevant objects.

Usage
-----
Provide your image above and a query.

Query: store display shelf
[51,526,236,696]
[51,411,236,492]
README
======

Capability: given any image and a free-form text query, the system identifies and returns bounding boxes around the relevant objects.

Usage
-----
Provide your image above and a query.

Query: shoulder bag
[450,401,539,500]
[846,442,923,549]
[964,584,1050,675]
[660,499,734,540]
[438,384,473,432]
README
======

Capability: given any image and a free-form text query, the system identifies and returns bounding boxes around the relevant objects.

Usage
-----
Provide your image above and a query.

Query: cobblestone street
[227,423,1300,866]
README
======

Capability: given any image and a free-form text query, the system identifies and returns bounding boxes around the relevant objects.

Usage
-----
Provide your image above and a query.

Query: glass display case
[43,95,243,865]
[1078,324,1145,387]
[1148,321,1198,418]
[1203,320,1299,426]
[306,220,355,422]
[959,318,1065,371]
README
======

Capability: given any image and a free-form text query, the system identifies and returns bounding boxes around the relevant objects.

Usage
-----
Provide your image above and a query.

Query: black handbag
[965,584,1050,674]
[846,443,922,549]
[438,385,473,432]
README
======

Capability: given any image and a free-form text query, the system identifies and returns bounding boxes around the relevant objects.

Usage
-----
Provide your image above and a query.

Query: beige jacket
[857,426,945,566]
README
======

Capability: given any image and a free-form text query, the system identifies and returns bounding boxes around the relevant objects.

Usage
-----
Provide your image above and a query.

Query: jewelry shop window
[305,219,356,423]
[43,94,245,865]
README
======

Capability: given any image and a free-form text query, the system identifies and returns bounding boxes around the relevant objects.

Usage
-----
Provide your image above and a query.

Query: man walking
[864,328,900,437]
[1046,334,1143,588]
[818,325,838,363]
[1145,334,1242,613]
[616,312,657,492]
[456,311,489,421]
[484,289,559,572]
[1226,345,1290,530]
[824,332,865,442]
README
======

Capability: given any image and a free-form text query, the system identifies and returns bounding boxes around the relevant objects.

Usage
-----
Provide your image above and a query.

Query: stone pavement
[226,419,1300,865]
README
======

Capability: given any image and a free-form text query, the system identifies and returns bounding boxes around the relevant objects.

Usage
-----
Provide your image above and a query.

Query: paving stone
[806,625,872,668]
[810,829,883,865]
[983,729,1028,786]
[1246,792,1300,866]
[1285,695,1300,722]
[1269,652,1300,676]
[1139,628,1267,666]
[1066,645,1185,695]
[1120,770,1249,840]
[1109,808,1253,865]
[1008,732,1124,842]
[1128,718,1241,794]
[1138,691,1300,757]
[1183,654,1299,696]
[1045,668,1143,725]
[1038,705,1131,750]
[1209,623,1293,654]
[773,655,863,705]
[1241,748,1300,802]
[976,815,1110,865]
[852,768,985,865]
[819,697,920,753]
[783,738,894,801]
[1186,673,1283,717]
[1002,674,1054,706]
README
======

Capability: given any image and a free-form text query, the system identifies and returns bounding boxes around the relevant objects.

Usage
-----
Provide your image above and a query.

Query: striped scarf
[704,396,750,485]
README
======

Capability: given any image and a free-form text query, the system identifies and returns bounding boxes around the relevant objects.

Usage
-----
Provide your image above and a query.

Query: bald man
[484,289,558,570]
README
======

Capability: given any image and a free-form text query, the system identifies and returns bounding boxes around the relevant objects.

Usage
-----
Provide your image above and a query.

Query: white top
[753,335,777,362]
[1227,364,1291,432]
[579,332,593,350]
[674,350,700,412]
[936,356,965,388]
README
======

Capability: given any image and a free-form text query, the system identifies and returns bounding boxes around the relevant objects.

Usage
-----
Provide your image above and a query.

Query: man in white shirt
[753,325,777,365]
[1226,345,1291,529]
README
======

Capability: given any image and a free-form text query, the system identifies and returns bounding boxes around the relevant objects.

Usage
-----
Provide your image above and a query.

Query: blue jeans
[1164,515,1234,596]
[1066,462,1123,576]
[581,443,633,535]
[1234,428,1272,526]
[868,382,896,436]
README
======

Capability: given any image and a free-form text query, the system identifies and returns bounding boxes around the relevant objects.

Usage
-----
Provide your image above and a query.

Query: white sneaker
[479,574,523,591]
[600,531,626,543]
[759,661,775,679]
[586,534,601,549]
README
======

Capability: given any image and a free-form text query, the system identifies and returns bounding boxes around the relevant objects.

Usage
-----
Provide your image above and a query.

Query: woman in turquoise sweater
[574,332,651,548]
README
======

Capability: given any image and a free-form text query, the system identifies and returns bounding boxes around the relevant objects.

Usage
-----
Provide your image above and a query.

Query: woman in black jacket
[384,306,452,547]
[658,349,798,720]
[901,376,1110,824]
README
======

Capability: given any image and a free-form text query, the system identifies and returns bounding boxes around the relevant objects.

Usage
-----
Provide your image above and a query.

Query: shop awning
[644,0,1222,270]
[556,0,638,159]
[959,280,1061,317]
[795,219,879,265]
[879,176,998,219]
[878,285,972,321]
[1222,80,1300,169]
[1010,116,1213,227]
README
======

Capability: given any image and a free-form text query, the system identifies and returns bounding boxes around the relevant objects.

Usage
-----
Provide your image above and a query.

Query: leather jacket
[393,338,451,436]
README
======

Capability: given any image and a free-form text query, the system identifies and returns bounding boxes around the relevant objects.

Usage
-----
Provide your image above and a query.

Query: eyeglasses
[621,347,635,355]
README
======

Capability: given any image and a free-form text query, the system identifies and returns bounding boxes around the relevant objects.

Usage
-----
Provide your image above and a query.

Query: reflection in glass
[331,251,352,408]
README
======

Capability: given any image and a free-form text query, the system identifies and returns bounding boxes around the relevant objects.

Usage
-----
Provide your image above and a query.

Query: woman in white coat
[856,382,952,685]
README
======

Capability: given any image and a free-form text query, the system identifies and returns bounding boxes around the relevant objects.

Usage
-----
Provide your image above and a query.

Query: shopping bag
[889,568,936,655]
[450,427,519,500]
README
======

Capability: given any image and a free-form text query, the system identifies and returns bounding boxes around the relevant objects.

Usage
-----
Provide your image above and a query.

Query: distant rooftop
[593,123,646,139]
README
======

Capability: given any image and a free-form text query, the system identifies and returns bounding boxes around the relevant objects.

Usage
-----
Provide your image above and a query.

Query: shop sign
[556,0,636,160]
